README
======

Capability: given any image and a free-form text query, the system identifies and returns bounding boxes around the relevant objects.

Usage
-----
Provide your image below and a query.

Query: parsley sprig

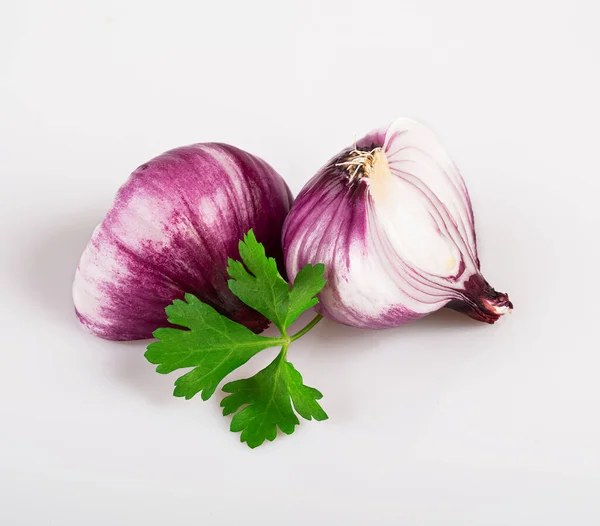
[145,230,327,448]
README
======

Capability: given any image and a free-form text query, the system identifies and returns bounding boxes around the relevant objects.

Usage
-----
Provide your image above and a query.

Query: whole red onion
[73,143,292,340]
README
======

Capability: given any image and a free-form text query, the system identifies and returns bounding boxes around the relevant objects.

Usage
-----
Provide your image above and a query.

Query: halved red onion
[282,118,512,329]
[73,143,292,340]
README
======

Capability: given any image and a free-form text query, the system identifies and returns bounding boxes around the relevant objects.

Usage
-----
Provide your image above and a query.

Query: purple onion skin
[282,119,512,329]
[73,143,292,340]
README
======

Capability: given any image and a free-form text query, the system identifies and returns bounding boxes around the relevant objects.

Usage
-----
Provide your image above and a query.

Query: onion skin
[73,143,292,340]
[282,118,512,329]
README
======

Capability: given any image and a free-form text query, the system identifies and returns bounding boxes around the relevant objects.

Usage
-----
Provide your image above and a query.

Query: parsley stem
[289,314,323,342]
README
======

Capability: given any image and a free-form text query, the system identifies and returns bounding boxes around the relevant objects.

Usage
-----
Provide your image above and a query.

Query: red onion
[73,143,292,340]
[282,118,512,328]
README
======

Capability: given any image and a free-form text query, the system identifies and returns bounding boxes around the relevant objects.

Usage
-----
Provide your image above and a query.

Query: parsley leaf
[145,229,328,448]
[286,263,326,327]
[145,294,281,401]
[227,230,325,332]
[221,349,328,449]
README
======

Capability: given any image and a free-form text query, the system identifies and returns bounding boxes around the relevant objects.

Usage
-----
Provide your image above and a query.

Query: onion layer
[73,143,292,340]
[282,118,512,328]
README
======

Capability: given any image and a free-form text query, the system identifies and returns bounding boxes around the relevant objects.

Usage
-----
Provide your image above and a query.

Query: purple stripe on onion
[73,143,292,340]
[282,118,512,329]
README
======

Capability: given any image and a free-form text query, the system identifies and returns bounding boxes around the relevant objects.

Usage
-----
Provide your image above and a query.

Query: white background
[1,0,599,524]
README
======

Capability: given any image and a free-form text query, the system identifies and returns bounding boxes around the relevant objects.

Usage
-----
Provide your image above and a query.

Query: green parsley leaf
[286,262,326,327]
[221,349,328,449]
[227,230,289,332]
[227,230,326,332]
[145,229,327,448]
[145,294,281,401]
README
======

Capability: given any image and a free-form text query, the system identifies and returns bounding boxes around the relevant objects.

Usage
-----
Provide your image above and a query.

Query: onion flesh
[282,118,512,328]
